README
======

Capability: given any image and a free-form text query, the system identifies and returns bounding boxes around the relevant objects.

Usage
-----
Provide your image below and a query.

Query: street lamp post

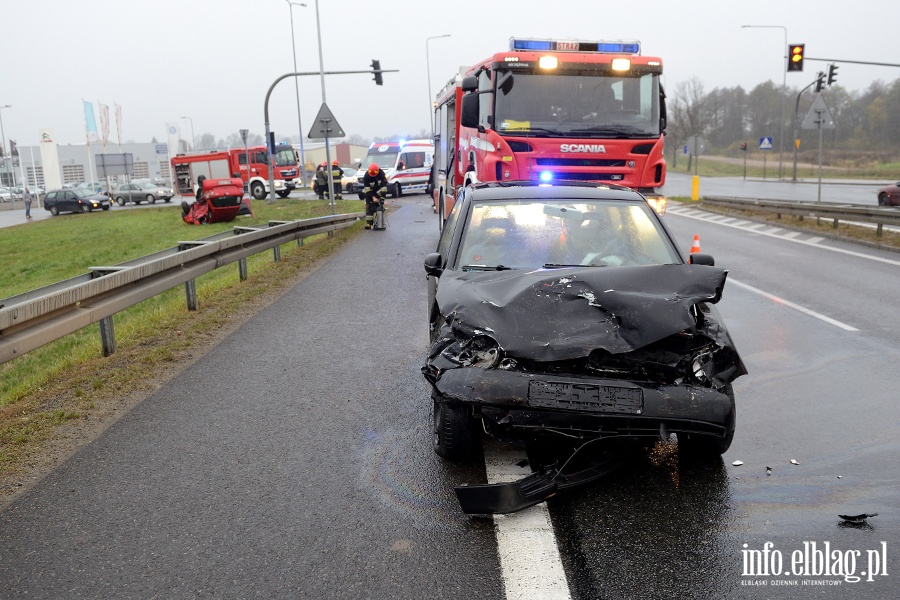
[426,35,451,139]
[180,115,195,152]
[0,104,11,189]
[285,0,308,187]
[742,25,787,180]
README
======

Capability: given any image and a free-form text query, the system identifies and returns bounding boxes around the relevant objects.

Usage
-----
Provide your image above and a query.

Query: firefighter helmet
[368,163,380,176]
[332,160,340,166]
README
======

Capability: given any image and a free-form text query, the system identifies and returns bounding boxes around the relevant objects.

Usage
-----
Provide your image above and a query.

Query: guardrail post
[877,223,883,237]
[833,218,839,229]
[273,245,282,262]
[238,258,248,281]
[99,316,116,357]
[185,279,198,311]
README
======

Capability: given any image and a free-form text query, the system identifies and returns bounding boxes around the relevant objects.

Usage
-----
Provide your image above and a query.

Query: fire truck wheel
[250,182,266,200]
[147,194,156,204]
[277,190,291,198]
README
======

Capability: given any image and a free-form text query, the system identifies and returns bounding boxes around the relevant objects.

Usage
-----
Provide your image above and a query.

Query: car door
[426,192,468,340]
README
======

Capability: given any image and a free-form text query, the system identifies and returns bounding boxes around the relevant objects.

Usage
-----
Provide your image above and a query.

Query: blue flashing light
[399,139,408,146]
[511,39,553,51]
[539,171,553,182]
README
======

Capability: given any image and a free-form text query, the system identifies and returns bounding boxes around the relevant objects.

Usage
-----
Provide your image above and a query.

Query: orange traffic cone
[690,234,701,254]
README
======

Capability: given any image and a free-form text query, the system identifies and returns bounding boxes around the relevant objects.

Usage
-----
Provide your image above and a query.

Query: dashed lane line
[728,277,859,331]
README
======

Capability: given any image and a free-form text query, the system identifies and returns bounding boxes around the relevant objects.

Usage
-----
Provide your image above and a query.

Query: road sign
[307,103,345,139]
[686,135,705,155]
[759,137,773,150]
[801,94,836,130]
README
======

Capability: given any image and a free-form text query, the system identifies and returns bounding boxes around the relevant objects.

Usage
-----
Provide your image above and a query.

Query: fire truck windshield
[274,148,297,167]
[493,71,660,138]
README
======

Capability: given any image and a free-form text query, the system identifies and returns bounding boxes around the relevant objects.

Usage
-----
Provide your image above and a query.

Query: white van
[352,139,434,198]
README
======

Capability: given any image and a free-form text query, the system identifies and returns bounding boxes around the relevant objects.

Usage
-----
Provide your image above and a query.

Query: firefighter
[330,160,343,200]
[361,163,388,229]
[314,162,328,199]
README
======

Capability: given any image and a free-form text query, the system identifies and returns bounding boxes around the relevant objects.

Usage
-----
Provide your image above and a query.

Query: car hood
[433,264,735,362]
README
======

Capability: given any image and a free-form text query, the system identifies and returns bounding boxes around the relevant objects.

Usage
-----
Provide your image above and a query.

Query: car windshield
[455,198,680,270]
[73,188,102,198]
[360,152,398,170]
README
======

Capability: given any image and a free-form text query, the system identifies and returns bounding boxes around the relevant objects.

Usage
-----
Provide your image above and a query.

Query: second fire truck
[432,37,668,220]
[172,143,300,200]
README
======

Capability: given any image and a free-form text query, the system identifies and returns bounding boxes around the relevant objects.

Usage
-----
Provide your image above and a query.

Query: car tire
[116,197,125,206]
[879,193,889,206]
[81,204,91,213]
[164,198,171,203]
[50,206,59,216]
[250,181,266,200]
[102,206,110,211]
[391,183,401,198]
[678,384,735,459]
[433,396,477,461]
[147,194,156,204]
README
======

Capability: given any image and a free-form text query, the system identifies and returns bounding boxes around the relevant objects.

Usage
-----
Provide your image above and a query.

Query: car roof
[464,181,647,203]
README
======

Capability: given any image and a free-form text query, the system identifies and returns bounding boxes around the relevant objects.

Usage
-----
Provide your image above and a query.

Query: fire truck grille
[536,158,627,168]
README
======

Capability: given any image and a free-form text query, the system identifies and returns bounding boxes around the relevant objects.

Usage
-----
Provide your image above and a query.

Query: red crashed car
[877,182,900,207]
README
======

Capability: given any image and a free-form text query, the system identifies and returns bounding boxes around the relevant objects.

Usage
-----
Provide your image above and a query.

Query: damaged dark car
[423,182,746,487]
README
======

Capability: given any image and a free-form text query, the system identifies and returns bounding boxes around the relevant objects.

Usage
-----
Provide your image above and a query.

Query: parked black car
[43,188,111,215]
[423,182,746,466]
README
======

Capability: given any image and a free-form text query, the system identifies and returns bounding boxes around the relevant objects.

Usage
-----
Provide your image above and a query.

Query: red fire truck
[432,37,668,220]
[172,143,300,200]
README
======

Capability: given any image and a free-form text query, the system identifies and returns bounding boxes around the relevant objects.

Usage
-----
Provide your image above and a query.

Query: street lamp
[742,25,787,180]
[285,0,308,186]
[180,115,195,152]
[426,35,451,139]
[0,104,11,188]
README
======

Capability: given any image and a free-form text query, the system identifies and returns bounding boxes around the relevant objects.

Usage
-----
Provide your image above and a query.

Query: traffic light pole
[792,79,818,182]
[261,67,395,203]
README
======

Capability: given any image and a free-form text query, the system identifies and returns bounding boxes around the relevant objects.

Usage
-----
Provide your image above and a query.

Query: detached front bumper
[432,367,732,440]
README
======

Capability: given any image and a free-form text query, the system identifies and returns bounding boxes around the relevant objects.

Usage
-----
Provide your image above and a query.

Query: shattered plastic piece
[790,459,800,465]
[766,466,772,476]
[732,460,744,466]
[837,475,842,479]
[839,513,877,524]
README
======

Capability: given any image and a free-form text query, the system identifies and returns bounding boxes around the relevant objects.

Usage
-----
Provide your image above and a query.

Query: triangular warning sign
[307,103,345,139]
[759,137,773,150]
[801,94,836,130]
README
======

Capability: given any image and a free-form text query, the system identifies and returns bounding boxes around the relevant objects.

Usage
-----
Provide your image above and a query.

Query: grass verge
[0,199,365,497]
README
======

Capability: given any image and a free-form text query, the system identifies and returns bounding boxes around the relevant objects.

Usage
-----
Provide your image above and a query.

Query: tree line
[667,76,900,169]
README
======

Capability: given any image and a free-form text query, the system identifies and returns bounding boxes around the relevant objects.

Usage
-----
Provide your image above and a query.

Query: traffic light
[740,142,747,151]
[827,63,839,86]
[787,44,805,72]
[371,60,383,86]
[814,71,826,93]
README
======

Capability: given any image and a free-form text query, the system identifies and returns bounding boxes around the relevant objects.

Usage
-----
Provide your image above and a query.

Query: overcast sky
[2,0,897,149]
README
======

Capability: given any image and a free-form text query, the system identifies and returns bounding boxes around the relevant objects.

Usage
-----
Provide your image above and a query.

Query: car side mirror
[688,253,715,266]
[424,252,444,277]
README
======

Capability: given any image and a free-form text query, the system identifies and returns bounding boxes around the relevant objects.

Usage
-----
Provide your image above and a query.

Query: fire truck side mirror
[461,76,478,92]
[461,94,479,129]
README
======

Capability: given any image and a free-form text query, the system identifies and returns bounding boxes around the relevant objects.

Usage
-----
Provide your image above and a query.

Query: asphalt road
[1,190,897,599]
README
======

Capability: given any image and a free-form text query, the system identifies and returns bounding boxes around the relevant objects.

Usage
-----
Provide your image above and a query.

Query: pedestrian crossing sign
[759,137,773,150]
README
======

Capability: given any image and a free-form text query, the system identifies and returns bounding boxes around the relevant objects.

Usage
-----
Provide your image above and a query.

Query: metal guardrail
[702,196,900,236]
[0,212,364,364]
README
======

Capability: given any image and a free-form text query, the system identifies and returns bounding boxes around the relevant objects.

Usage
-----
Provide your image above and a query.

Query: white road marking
[668,207,900,267]
[782,231,802,239]
[483,438,572,600]
[806,236,825,244]
[728,278,859,331]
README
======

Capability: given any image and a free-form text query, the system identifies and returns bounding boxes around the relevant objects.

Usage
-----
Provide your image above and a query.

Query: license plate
[528,381,643,414]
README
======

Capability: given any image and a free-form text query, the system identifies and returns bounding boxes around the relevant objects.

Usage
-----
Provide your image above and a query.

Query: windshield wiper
[543,263,608,268]
[462,264,515,271]
[570,125,650,137]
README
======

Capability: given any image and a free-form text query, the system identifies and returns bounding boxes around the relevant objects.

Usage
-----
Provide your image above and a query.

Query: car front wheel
[81,204,91,213]
[433,396,477,461]
[147,194,156,204]
[879,193,889,206]
[50,206,59,216]
[116,197,125,206]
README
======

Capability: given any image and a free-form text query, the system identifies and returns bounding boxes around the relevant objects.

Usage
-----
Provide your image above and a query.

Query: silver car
[114,182,174,206]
